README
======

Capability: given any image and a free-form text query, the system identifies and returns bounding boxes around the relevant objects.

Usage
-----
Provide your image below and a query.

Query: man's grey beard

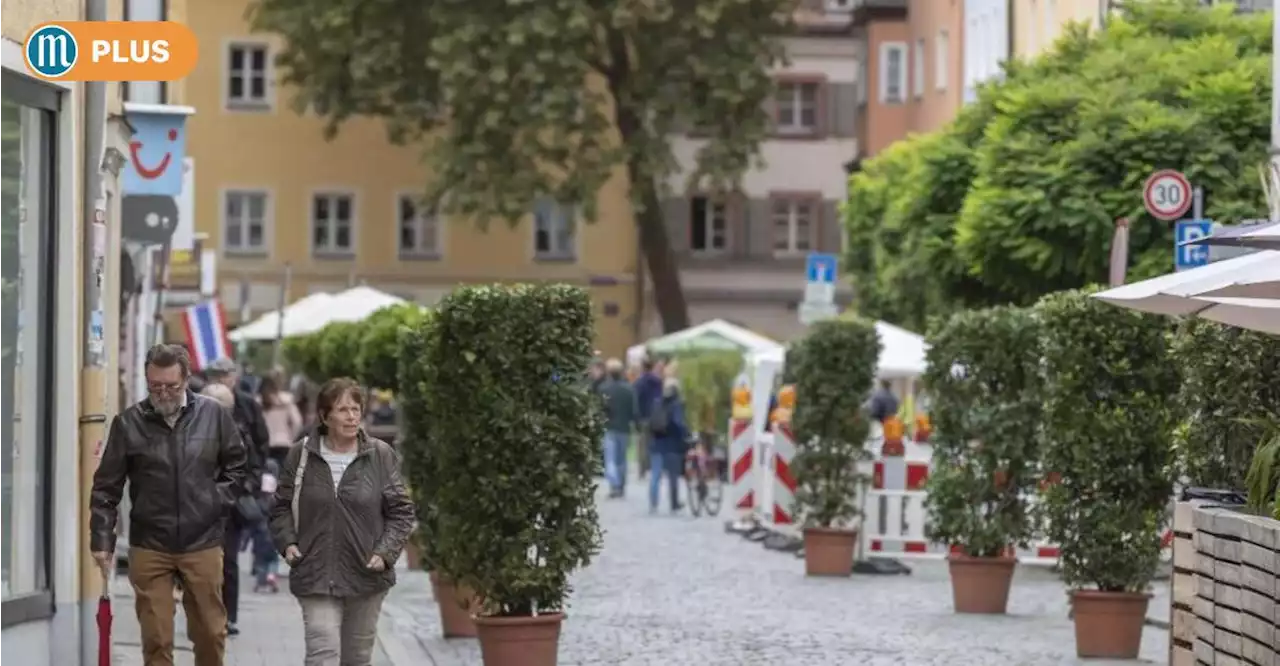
[151,396,182,417]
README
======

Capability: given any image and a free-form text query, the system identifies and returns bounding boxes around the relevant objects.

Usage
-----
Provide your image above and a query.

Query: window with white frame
[879,42,907,104]
[311,193,354,255]
[774,81,820,134]
[689,196,727,253]
[771,197,815,255]
[226,43,270,109]
[223,190,268,255]
[533,197,575,259]
[936,29,950,91]
[913,39,926,98]
[397,195,441,257]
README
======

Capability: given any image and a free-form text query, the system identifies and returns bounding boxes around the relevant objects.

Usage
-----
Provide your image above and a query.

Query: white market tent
[625,319,783,366]
[285,286,408,337]
[228,292,336,342]
[746,320,929,379]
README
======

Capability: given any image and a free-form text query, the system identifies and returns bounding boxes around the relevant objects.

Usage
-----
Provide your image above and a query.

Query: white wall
[667,138,857,200]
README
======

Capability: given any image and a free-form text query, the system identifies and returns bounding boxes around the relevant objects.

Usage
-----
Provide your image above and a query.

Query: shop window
[1,74,58,622]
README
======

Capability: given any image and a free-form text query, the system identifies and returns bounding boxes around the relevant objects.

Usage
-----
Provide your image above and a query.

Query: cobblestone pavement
[379,485,1171,666]
[110,551,394,665]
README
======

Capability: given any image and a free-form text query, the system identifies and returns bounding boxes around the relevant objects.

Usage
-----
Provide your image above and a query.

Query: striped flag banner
[182,299,233,371]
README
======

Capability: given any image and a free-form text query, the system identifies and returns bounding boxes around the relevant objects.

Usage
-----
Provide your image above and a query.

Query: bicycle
[684,434,726,517]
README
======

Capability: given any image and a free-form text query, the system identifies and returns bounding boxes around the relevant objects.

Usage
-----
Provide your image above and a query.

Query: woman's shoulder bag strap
[291,438,310,534]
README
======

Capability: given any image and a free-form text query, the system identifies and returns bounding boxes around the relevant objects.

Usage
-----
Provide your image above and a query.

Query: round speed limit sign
[1143,170,1192,221]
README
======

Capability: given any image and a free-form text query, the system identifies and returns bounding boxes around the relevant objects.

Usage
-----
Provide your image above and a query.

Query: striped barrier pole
[726,416,756,530]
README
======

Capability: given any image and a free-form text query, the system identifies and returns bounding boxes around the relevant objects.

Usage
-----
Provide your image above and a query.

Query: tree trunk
[615,108,691,333]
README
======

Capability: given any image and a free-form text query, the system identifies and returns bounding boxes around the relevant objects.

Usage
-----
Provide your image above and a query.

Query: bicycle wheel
[684,462,704,517]
[702,462,724,516]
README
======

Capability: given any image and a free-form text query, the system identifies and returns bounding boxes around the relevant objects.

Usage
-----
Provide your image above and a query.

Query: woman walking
[648,377,689,514]
[270,378,416,666]
[260,375,303,469]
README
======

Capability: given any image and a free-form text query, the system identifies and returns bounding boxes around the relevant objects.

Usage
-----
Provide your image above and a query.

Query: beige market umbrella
[1092,251,1279,316]
[1190,297,1280,335]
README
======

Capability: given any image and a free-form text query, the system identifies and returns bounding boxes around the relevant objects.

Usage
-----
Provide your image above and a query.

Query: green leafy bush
[788,318,880,528]
[397,313,440,568]
[1037,289,1179,592]
[1172,319,1280,490]
[281,331,325,380]
[416,284,603,616]
[923,306,1043,557]
[315,321,363,380]
[672,350,742,436]
[357,303,427,391]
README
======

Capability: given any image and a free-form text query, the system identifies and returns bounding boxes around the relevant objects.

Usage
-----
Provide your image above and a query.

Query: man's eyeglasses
[147,382,185,393]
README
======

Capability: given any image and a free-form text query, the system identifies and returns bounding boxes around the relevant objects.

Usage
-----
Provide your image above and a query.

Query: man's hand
[91,551,112,573]
[284,545,302,565]
[366,554,386,572]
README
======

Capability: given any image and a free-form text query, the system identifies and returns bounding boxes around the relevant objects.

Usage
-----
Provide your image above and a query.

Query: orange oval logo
[23,21,197,82]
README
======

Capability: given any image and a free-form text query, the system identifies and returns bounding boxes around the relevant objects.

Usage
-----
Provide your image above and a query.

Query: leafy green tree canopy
[250,0,794,330]
[843,0,1271,333]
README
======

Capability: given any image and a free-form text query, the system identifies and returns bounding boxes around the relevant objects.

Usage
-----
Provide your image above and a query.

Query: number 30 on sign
[1143,169,1192,221]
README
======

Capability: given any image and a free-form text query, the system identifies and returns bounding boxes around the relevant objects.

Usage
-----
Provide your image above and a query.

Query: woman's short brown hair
[315,377,365,431]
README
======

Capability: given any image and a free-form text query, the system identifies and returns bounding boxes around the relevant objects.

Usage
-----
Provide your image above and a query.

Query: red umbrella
[97,568,113,666]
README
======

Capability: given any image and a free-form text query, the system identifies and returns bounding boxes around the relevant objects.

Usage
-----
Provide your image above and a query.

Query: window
[1028,0,1039,54]
[774,81,821,135]
[879,42,907,104]
[311,193,355,256]
[1,83,56,610]
[122,0,166,104]
[397,195,441,257]
[936,30,950,91]
[1044,0,1058,48]
[223,191,268,255]
[226,43,270,109]
[771,197,816,256]
[913,39,926,98]
[533,197,575,260]
[689,196,727,254]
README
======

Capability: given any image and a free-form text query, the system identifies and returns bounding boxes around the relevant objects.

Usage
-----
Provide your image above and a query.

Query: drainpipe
[80,0,110,663]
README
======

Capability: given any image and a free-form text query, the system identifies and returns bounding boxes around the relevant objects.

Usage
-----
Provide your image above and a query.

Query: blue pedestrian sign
[1174,219,1212,271]
[805,253,838,284]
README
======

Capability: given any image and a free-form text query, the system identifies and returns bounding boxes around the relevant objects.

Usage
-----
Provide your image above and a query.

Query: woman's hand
[284,545,302,565]
[366,554,386,572]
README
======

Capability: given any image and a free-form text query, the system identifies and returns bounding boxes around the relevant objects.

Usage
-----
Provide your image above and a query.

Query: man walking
[90,344,249,666]
[633,355,665,480]
[598,358,637,498]
[203,357,269,636]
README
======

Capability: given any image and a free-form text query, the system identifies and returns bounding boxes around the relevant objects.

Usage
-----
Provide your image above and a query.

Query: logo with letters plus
[23,21,198,82]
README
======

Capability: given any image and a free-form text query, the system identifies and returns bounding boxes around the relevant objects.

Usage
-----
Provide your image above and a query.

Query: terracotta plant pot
[429,571,479,638]
[404,543,422,570]
[474,612,564,666]
[947,554,1016,614]
[802,527,857,577]
[1071,590,1150,658]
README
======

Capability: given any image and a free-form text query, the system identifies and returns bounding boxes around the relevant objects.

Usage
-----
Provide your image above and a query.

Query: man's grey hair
[144,344,191,377]
[204,356,240,378]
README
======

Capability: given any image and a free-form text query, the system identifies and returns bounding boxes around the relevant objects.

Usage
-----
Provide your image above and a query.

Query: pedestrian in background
[632,355,665,480]
[204,357,271,636]
[253,459,282,593]
[648,377,689,515]
[89,344,248,666]
[260,374,303,469]
[598,358,637,498]
[271,377,416,666]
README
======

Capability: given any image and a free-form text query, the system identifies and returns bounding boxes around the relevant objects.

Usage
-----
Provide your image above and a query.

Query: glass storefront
[1,79,57,609]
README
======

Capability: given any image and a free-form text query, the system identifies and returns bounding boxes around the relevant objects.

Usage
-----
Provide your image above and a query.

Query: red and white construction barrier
[727,417,755,517]
[865,438,936,555]
[765,423,798,527]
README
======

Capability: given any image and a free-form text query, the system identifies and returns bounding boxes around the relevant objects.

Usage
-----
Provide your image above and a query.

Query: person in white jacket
[259,375,303,469]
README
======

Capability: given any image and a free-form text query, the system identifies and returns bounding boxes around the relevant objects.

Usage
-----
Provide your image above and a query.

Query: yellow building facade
[184,0,641,357]
[1011,0,1105,59]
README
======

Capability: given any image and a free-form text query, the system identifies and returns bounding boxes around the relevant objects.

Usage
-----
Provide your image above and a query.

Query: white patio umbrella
[228,292,336,342]
[1092,251,1279,316]
[285,286,409,336]
[1189,258,1280,300]
[1192,297,1280,335]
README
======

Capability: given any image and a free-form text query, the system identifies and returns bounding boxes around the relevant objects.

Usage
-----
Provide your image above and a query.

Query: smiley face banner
[122,107,189,196]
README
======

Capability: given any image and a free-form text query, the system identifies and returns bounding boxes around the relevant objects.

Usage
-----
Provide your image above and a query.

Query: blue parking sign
[805,253,837,284]
[1174,220,1212,271]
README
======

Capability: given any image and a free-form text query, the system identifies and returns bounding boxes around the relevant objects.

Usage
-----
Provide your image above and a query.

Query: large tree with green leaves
[843,0,1271,333]
[250,0,793,331]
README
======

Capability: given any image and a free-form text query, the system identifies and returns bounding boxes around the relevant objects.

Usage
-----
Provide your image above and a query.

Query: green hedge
[357,303,428,390]
[923,306,1043,557]
[413,284,602,616]
[397,314,440,568]
[671,350,742,436]
[1037,289,1179,592]
[788,318,880,528]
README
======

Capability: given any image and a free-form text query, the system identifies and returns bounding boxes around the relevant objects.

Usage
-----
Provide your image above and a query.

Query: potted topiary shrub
[1037,289,1179,659]
[788,318,880,577]
[923,306,1043,614]
[420,284,603,666]
[395,310,478,637]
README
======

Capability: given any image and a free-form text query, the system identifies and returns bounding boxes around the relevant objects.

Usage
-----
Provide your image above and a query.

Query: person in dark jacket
[89,344,249,666]
[648,377,689,514]
[203,356,270,636]
[271,377,416,665]
[598,358,637,498]
[632,355,666,481]
[868,379,900,424]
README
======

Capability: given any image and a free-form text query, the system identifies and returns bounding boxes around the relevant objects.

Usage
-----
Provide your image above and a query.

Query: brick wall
[1170,501,1279,666]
